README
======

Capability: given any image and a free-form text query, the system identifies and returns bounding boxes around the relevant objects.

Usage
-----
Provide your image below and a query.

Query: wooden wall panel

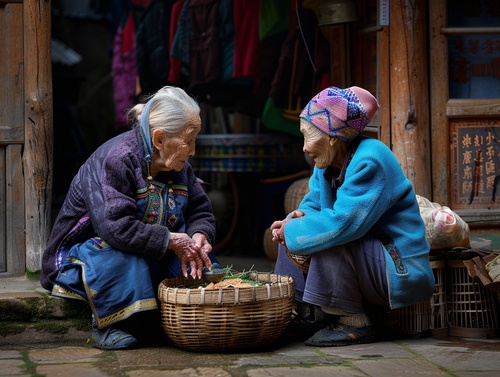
[378,25,390,147]
[0,145,25,276]
[0,1,25,276]
[389,0,432,198]
[429,0,449,205]
[24,0,53,272]
[0,147,5,272]
[4,145,25,276]
[0,2,24,143]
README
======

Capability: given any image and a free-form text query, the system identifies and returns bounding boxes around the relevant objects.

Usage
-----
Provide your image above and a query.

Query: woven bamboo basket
[284,177,310,214]
[286,248,311,273]
[383,260,447,337]
[447,260,499,338]
[158,272,294,352]
[384,300,432,336]
[429,260,448,336]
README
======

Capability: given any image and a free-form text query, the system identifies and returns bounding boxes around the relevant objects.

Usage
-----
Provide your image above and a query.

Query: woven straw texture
[286,248,311,273]
[158,272,294,352]
[284,177,310,214]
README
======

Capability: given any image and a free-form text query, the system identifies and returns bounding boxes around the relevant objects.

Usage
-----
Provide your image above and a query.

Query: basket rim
[158,271,294,306]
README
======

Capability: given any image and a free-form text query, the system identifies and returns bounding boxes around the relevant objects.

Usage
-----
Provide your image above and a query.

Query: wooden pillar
[429,1,448,205]
[24,0,52,272]
[389,0,431,198]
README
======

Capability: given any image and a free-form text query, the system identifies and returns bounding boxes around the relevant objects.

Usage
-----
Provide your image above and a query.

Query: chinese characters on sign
[451,119,500,209]
[380,0,389,26]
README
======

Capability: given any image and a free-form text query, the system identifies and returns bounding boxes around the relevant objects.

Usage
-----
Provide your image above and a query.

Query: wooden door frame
[429,0,500,225]
[23,0,53,273]
[0,0,52,277]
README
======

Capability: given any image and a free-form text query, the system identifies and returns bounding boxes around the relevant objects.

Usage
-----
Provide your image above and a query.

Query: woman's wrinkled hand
[168,232,212,279]
[192,232,212,254]
[270,210,304,246]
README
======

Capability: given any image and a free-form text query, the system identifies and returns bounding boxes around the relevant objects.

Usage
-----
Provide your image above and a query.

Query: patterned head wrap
[299,86,379,142]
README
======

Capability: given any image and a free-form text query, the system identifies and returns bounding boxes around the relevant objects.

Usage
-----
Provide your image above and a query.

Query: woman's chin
[173,163,186,172]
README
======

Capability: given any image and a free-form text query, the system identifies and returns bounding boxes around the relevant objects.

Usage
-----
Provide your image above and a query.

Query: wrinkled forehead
[179,115,201,138]
[300,118,327,141]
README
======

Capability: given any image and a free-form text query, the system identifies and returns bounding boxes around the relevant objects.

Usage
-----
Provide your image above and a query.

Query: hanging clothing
[111,10,138,130]
[253,0,289,110]
[167,0,185,85]
[183,0,234,91]
[269,7,330,114]
[259,0,290,40]
[170,0,191,82]
[111,1,152,130]
[232,0,261,84]
[135,0,176,95]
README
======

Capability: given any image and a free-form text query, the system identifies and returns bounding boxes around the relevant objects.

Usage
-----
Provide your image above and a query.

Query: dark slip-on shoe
[305,323,375,347]
[92,325,139,350]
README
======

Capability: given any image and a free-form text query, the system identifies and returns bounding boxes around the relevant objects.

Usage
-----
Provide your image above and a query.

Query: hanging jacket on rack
[232,0,261,84]
[111,0,151,130]
[253,0,290,110]
[135,0,176,96]
[111,9,138,130]
[270,6,329,114]
[185,0,239,108]
[167,0,186,85]
[188,0,230,90]
[170,0,191,82]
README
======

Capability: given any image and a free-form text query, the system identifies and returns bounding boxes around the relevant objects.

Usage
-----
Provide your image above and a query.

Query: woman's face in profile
[153,117,201,172]
[300,119,337,169]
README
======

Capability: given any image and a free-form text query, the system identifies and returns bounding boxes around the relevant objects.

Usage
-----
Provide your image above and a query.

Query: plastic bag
[416,195,471,250]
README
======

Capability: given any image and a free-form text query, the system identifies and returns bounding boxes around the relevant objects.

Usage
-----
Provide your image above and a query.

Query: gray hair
[128,86,200,136]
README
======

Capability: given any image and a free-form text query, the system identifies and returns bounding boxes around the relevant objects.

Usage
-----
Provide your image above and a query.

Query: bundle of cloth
[416,195,470,250]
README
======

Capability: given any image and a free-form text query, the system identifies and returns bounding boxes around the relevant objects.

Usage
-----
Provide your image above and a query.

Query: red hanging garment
[232,0,261,84]
[168,0,186,84]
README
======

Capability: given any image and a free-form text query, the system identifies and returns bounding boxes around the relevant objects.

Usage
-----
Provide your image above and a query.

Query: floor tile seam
[394,343,457,376]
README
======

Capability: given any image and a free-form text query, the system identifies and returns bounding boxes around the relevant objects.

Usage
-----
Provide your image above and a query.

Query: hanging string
[295,0,317,72]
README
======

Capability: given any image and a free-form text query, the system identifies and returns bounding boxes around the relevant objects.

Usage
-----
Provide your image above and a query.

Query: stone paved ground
[2,336,500,377]
[2,255,500,376]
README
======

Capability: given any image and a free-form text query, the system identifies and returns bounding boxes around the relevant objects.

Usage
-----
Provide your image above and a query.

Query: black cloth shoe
[92,324,139,350]
[305,323,375,347]
[284,302,337,341]
[126,310,169,347]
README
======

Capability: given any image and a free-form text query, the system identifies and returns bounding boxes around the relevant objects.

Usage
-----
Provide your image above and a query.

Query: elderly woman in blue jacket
[271,86,435,347]
[40,86,217,350]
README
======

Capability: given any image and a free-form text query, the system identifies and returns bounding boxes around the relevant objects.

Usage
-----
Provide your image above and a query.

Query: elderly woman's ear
[151,129,166,150]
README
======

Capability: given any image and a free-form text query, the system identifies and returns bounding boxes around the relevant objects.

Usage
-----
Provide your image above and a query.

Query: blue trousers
[274,234,389,313]
[52,237,218,329]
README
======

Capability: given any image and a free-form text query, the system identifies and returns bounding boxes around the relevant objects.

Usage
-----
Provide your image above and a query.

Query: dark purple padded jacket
[40,128,215,291]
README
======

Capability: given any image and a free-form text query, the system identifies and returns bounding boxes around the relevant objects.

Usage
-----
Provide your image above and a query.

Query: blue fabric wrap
[140,98,153,160]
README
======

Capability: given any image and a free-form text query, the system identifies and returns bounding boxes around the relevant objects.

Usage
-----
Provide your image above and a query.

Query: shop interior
[50,0,379,258]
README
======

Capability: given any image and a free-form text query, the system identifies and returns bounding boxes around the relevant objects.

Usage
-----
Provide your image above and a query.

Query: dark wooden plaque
[450,118,500,210]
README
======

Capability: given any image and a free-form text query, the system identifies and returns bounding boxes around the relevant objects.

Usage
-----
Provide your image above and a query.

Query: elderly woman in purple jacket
[40,86,217,350]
